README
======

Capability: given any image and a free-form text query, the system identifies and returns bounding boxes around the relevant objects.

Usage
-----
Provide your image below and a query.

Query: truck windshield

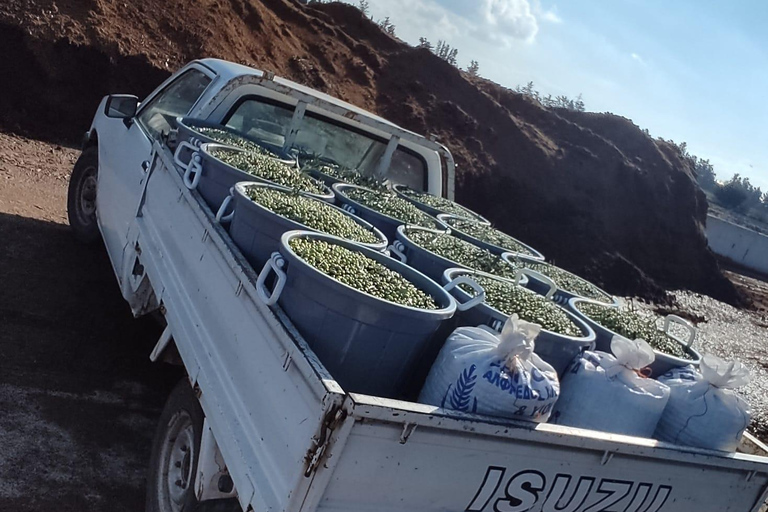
[224,97,427,190]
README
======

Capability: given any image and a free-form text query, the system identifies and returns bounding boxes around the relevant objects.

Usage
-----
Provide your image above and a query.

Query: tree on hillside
[515,81,586,112]
[694,158,717,191]
[357,0,370,17]
[435,40,459,66]
[417,37,433,51]
[671,140,717,192]
[467,60,480,77]
[378,16,396,36]
[714,176,748,210]
[574,94,585,112]
[518,81,537,99]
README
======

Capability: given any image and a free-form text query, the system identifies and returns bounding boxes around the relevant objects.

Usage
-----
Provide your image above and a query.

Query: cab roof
[196,58,417,135]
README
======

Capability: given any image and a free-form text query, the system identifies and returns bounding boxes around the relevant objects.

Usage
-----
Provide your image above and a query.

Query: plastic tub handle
[388,241,407,263]
[256,252,287,306]
[515,268,557,300]
[444,276,486,312]
[182,152,203,190]
[215,190,235,224]
[663,314,697,348]
[173,140,199,171]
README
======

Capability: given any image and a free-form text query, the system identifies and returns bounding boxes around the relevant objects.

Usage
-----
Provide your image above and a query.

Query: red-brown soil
[0,0,741,304]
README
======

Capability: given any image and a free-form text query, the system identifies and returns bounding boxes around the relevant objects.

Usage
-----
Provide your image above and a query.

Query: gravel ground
[0,131,181,511]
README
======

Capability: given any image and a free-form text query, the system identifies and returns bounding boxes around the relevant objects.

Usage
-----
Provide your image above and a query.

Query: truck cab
[74,58,455,278]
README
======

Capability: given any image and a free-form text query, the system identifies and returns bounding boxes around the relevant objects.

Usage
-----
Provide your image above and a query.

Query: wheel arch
[82,128,99,150]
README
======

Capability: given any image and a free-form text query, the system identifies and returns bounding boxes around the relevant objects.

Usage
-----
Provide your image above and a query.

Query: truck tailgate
[314,397,768,512]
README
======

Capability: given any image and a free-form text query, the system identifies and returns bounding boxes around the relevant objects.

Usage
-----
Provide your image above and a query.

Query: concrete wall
[706,215,768,275]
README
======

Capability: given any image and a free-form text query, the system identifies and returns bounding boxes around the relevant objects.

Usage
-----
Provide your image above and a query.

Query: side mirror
[105,95,139,123]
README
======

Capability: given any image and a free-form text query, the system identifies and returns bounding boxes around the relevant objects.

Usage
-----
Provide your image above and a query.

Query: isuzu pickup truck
[67,58,768,512]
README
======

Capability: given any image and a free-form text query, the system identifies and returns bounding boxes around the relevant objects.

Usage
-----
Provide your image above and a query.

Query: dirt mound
[0,0,740,304]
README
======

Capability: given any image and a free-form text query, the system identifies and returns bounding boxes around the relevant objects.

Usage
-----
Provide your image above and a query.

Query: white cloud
[481,0,539,43]
[631,52,646,65]
[541,9,562,24]
[531,0,562,24]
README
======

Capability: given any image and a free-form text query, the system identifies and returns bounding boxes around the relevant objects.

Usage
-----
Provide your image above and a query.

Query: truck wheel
[147,379,203,512]
[67,146,101,245]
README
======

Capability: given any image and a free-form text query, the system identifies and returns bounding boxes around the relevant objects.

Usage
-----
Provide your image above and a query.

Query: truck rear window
[224,97,427,190]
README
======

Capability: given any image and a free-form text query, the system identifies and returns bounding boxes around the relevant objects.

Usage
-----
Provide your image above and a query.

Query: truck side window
[137,69,212,140]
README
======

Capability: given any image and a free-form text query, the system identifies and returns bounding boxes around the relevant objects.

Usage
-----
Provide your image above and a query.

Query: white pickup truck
[67,58,768,512]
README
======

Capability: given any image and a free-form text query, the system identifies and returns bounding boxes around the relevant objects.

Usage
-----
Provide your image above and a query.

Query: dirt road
[0,130,181,511]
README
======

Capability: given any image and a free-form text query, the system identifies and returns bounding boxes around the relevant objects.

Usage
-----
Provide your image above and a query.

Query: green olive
[290,238,438,309]
[212,148,326,195]
[457,273,582,336]
[194,126,277,156]
[445,216,538,258]
[398,186,485,222]
[407,228,518,280]
[344,187,442,229]
[246,186,379,244]
[511,258,612,304]
[577,302,690,359]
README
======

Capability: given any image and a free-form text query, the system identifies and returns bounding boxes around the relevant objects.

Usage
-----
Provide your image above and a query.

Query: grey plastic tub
[442,268,596,376]
[437,213,545,260]
[392,184,490,224]
[175,116,296,165]
[502,253,619,308]
[189,144,333,212]
[393,225,515,283]
[260,230,457,398]
[332,183,446,243]
[567,297,702,378]
[223,182,388,270]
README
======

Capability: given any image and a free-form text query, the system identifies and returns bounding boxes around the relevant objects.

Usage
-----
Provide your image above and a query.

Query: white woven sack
[552,335,670,437]
[419,315,559,422]
[655,354,751,452]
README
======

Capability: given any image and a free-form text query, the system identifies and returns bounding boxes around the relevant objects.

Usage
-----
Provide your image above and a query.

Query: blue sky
[352,0,768,190]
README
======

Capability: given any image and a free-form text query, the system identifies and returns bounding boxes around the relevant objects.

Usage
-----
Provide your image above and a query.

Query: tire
[67,146,101,245]
[146,379,204,512]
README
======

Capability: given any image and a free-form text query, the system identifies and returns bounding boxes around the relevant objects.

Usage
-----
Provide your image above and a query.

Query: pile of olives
[397,186,486,222]
[290,238,438,309]
[344,187,440,228]
[407,229,517,279]
[246,186,379,244]
[576,302,689,358]
[444,216,539,257]
[458,273,582,337]
[194,126,272,155]
[213,148,327,195]
[512,258,613,304]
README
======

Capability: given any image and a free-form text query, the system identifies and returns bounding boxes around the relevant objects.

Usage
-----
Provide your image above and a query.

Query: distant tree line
[672,140,767,217]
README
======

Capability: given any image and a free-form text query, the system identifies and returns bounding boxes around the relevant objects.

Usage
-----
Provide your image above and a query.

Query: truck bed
[129,143,768,512]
